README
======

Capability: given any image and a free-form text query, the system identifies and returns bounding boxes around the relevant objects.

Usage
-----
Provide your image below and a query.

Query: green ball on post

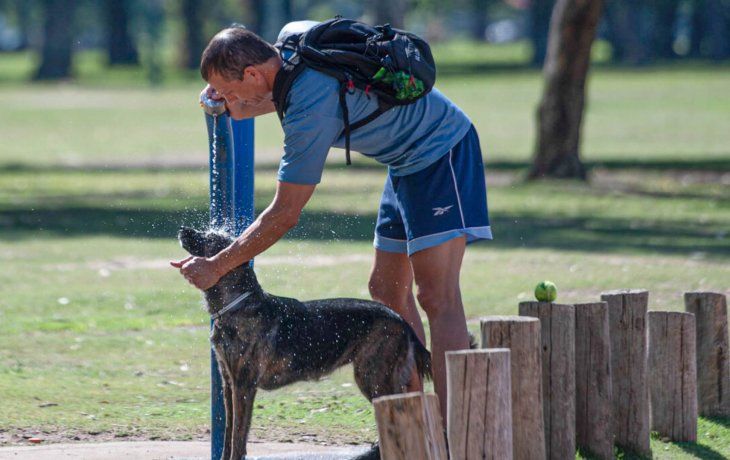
[534,281,558,302]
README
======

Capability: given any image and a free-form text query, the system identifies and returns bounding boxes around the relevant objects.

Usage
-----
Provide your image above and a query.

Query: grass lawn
[0,44,729,458]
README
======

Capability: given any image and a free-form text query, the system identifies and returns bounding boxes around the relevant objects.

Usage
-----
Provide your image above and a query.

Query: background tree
[181,0,211,70]
[604,0,650,64]
[529,0,555,66]
[241,0,265,35]
[704,0,730,59]
[471,0,490,40]
[372,0,408,28]
[690,0,707,57]
[282,0,293,26]
[652,0,680,59]
[8,0,33,50]
[530,0,604,179]
[105,0,138,65]
[34,0,76,80]
[139,0,165,85]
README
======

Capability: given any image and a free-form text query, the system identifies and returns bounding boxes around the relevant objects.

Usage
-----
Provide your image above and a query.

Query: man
[171,22,492,423]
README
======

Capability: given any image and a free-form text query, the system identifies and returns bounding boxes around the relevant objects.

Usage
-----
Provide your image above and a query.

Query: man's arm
[172,181,315,290]
[212,180,315,272]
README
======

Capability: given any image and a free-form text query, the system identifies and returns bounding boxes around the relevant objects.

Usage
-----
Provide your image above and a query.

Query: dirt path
[0,441,369,460]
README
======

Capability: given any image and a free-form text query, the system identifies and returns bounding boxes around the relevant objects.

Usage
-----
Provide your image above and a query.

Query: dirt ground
[0,440,370,460]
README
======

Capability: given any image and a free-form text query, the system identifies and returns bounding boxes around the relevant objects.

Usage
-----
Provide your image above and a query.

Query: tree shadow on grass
[0,157,727,175]
[651,416,730,460]
[1,206,727,259]
[673,442,727,460]
[704,416,730,429]
[487,158,730,173]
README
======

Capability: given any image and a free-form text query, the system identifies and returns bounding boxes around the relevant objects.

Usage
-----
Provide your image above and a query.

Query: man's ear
[243,65,262,83]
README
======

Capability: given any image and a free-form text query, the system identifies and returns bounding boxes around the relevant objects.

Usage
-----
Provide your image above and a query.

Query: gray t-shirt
[276,24,472,185]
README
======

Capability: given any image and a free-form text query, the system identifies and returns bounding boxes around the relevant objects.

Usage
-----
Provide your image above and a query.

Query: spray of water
[210,114,219,223]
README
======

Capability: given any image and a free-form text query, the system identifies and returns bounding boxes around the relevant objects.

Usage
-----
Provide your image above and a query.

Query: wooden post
[519,302,576,460]
[601,289,651,457]
[648,311,698,442]
[373,392,447,460]
[481,316,546,460]
[684,292,730,417]
[446,349,513,460]
[574,302,613,460]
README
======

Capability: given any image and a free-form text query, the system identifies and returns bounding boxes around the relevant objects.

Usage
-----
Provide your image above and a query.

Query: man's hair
[200,26,278,81]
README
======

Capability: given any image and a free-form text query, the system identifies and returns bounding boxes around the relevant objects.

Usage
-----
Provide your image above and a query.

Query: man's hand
[170,256,225,291]
[199,83,275,120]
[200,84,223,102]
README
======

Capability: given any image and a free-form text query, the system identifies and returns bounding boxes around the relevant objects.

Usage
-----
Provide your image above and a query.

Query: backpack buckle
[345,75,356,94]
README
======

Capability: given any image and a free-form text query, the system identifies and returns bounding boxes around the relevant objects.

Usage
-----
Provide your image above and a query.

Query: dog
[178,227,432,460]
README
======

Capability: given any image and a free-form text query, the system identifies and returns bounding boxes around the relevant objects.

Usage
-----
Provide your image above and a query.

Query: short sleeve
[277,71,342,185]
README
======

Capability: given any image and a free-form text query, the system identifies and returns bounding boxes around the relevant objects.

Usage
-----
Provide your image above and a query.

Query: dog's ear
[203,231,235,258]
[178,226,206,257]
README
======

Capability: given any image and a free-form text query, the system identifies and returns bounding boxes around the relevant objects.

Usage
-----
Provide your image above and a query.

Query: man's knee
[415,285,460,318]
[368,276,408,306]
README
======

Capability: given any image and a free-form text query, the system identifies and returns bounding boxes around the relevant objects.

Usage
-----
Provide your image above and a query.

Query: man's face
[208,68,270,108]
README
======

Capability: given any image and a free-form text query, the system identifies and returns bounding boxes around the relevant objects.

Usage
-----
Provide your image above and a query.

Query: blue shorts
[374,125,492,255]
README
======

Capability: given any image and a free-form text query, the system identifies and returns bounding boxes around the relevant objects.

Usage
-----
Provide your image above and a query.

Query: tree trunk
[471,0,490,41]
[181,0,205,70]
[241,0,265,35]
[13,0,32,50]
[604,0,651,64]
[689,0,706,57]
[372,0,407,29]
[34,0,76,80]
[652,0,680,59]
[529,0,555,67]
[705,0,730,59]
[282,0,293,25]
[529,0,604,180]
[105,0,139,66]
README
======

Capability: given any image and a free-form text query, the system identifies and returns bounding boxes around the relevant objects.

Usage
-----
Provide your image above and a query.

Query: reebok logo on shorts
[432,205,454,216]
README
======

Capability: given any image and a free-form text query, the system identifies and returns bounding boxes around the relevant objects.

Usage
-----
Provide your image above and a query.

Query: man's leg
[369,249,426,344]
[410,236,470,422]
[369,249,426,392]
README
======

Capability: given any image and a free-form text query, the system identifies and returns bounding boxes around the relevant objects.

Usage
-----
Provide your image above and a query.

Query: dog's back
[249,295,431,399]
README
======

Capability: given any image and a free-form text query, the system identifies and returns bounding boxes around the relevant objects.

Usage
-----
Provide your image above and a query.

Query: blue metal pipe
[202,94,255,460]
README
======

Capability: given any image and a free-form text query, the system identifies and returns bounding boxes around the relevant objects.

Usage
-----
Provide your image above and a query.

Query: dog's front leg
[217,356,234,460]
[229,380,257,460]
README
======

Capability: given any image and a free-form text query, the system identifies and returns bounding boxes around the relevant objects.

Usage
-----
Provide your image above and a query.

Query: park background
[0,0,728,458]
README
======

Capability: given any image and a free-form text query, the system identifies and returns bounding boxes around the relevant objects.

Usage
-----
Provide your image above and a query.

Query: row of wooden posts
[372,290,729,460]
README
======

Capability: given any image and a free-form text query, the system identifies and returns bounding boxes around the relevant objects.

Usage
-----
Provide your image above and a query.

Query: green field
[0,44,729,458]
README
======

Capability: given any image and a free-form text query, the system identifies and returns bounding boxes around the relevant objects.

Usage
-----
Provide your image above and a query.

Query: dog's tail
[468,332,479,349]
[409,329,433,382]
[411,331,478,382]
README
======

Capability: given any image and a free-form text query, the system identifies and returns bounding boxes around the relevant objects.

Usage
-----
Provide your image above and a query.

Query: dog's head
[178,226,261,304]
[178,226,233,259]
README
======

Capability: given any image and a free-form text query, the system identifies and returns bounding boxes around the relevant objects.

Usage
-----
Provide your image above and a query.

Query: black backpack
[272,17,436,164]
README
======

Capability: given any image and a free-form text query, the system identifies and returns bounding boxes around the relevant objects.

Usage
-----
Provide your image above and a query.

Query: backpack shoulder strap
[272,33,308,121]
[272,62,305,122]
